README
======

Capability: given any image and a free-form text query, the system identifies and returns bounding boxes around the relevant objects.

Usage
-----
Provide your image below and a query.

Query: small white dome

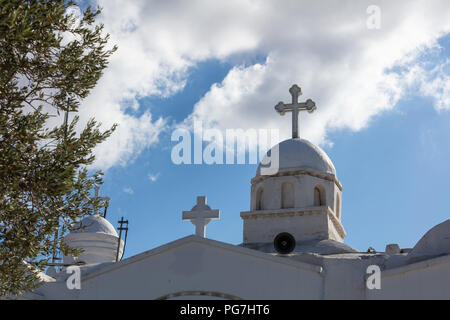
[409,219,450,260]
[256,138,336,176]
[63,215,123,265]
[72,214,118,237]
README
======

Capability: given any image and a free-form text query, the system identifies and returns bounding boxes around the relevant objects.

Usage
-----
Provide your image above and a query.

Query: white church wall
[48,238,324,300]
[34,276,81,299]
[31,240,450,300]
[367,254,450,299]
[321,255,386,299]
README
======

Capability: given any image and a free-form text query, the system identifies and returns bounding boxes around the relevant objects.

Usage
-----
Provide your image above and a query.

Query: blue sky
[101,44,450,257]
[70,1,450,257]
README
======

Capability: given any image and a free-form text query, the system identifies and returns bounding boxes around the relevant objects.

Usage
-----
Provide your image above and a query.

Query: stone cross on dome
[274,84,317,139]
[182,196,220,238]
[93,184,111,217]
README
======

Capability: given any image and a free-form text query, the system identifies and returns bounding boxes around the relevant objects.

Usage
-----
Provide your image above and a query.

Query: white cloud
[417,62,450,111]
[78,0,450,170]
[123,187,134,195]
[148,173,160,182]
[184,0,450,145]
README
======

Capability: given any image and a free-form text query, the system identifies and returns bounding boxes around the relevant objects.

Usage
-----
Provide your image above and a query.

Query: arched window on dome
[314,185,325,206]
[256,187,264,210]
[336,193,341,219]
[281,182,294,209]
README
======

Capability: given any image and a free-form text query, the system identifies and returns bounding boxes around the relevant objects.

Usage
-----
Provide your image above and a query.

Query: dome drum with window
[241,138,345,248]
[250,138,342,216]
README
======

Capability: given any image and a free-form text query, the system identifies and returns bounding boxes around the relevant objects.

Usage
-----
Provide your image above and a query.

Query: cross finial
[197,196,206,206]
[94,184,100,198]
[289,84,302,104]
[92,184,111,218]
[275,84,316,139]
[182,196,220,238]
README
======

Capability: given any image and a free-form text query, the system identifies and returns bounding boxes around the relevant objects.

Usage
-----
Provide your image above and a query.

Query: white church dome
[256,138,336,177]
[408,219,450,261]
[72,214,118,236]
[63,214,123,265]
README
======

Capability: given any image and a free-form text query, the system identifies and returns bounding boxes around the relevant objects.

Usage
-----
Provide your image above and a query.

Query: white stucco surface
[62,214,124,265]
[256,138,336,177]
[367,255,450,299]
[34,236,324,300]
[72,214,118,236]
[408,219,450,260]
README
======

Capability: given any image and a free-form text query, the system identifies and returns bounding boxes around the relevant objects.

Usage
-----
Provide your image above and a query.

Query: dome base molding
[240,206,346,244]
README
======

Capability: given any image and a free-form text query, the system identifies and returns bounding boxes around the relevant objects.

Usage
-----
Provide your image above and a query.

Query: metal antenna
[103,199,110,219]
[116,217,129,262]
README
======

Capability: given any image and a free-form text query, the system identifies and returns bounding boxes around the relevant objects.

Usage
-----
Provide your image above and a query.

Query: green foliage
[0,0,117,296]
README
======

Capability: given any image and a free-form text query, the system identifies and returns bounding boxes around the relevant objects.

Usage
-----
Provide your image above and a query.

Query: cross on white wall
[182,196,220,238]
[274,84,316,139]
